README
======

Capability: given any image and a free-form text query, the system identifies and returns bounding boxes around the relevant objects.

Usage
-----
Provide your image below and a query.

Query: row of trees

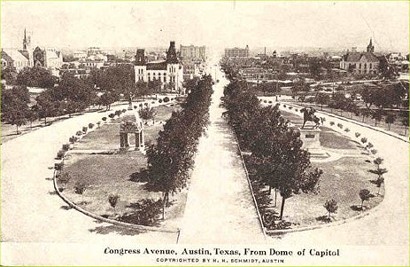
[221,71,323,221]
[145,75,214,219]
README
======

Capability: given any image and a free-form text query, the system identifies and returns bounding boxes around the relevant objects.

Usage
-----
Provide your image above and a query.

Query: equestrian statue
[300,107,320,129]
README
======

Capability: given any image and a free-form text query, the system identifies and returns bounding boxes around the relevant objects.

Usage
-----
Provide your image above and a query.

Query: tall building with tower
[224,45,250,58]
[134,41,184,93]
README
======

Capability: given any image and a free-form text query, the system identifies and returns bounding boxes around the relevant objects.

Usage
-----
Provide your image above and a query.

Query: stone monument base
[299,127,329,158]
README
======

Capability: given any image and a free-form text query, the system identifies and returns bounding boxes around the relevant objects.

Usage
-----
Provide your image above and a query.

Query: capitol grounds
[52,94,385,233]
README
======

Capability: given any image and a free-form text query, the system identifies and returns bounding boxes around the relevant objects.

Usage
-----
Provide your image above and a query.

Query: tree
[148,79,162,93]
[146,75,214,219]
[138,106,156,124]
[324,199,338,220]
[360,108,373,123]
[108,194,120,214]
[135,80,149,99]
[315,93,330,110]
[359,189,371,210]
[402,117,409,135]
[34,90,61,125]
[372,109,383,126]
[369,157,387,195]
[1,86,31,134]
[1,66,17,85]
[385,114,396,130]
[16,66,57,88]
[98,91,118,111]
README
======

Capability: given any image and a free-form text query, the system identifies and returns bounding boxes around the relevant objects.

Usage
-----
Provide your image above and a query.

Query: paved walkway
[178,66,266,244]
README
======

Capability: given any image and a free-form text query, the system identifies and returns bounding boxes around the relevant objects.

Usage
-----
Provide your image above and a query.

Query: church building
[134,41,184,94]
[340,39,380,75]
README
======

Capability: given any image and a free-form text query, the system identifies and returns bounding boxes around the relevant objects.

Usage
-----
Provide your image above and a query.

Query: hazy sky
[1,1,409,53]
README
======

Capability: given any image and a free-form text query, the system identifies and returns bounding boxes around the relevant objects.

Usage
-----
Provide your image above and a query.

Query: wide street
[178,65,266,244]
[1,61,408,265]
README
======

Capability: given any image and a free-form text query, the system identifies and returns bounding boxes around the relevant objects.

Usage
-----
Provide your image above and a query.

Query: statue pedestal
[299,127,329,158]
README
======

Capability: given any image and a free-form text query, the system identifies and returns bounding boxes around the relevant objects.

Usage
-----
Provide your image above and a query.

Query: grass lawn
[58,104,186,230]
[281,110,358,150]
[244,109,384,229]
[72,105,180,150]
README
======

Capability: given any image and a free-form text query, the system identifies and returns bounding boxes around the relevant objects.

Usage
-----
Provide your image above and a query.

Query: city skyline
[1,1,409,53]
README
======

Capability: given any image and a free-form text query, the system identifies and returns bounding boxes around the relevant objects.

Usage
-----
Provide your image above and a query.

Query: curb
[227,101,386,237]
[52,100,181,237]
[229,125,268,240]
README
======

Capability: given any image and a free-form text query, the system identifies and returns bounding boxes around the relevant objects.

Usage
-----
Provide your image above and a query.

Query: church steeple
[23,28,27,50]
[366,38,374,53]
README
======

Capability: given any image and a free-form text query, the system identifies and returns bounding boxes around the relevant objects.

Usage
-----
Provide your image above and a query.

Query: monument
[119,110,144,152]
[299,107,328,158]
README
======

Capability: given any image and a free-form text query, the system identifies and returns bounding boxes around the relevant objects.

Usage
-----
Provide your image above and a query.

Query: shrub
[355,132,361,138]
[69,136,76,143]
[96,121,101,127]
[367,142,374,149]
[58,172,71,187]
[324,199,338,219]
[361,137,367,144]
[88,123,94,129]
[134,105,138,109]
[54,162,64,171]
[283,104,287,108]
[163,97,170,103]
[62,144,70,151]
[344,128,350,132]
[56,150,65,159]
[359,189,371,209]
[295,108,298,112]
[337,123,343,129]
[76,131,82,136]
[139,103,143,108]
[82,126,88,133]
[122,109,127,113]
[151,101,155,104]
[74,182,86,194]
[264,100,267,103]
[144,103,149,106]
[268,101,272,104]
[102,117,107,122]
[115,110,121,117]
[371,149,378,155]
[108,194,120,211]
[289,107,293,110]
[330,121,335,126]
[108,113,115,119]
[158,99,163,103]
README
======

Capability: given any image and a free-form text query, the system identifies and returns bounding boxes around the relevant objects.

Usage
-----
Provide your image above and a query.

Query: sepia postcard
[1,1,409,266]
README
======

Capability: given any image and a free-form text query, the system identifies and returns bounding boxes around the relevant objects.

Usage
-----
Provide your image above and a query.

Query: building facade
[225,45,250,58]
[340,39,380,74]
[180,45,206,61]
[134,41,184,93]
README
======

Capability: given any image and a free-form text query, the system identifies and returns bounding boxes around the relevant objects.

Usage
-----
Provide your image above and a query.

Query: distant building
[134,41,184,93]
[33,46,63,70]
[1,48,29,72]
[225,45,249,58]
[340,39,380,74]
[180,45,206,61]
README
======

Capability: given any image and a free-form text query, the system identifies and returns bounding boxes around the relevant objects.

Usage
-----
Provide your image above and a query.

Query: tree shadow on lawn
[316,215,332,223]
[89,224,147,236]
[129,168,150,183]
[350,205,370,211]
